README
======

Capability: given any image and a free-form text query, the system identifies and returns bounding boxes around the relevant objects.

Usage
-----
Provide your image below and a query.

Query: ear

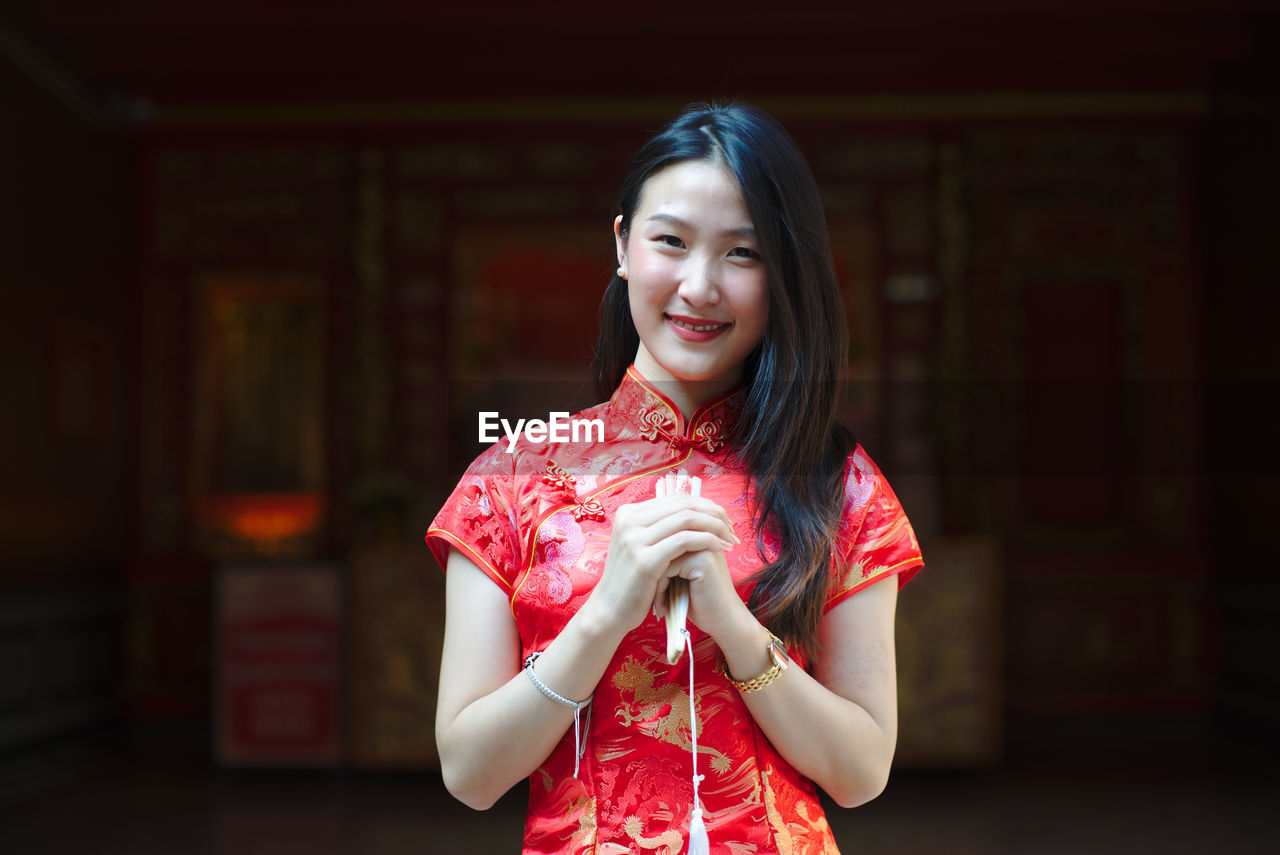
[613,215,628,279]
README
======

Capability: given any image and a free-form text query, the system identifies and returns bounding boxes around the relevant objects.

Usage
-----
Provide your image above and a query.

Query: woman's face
[615,159,769,392]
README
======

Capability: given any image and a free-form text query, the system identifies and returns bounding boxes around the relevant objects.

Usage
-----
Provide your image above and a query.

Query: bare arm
[435,494,737,809]
[718,574,899,807]
[434,549,623,809]
[669,548,901,808]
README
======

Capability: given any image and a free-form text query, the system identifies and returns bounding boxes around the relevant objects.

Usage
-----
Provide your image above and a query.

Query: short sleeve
[425,443,523,594]
[825,446,924,611]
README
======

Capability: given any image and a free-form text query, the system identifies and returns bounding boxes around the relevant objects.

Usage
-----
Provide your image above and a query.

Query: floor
[0,729,1275,854]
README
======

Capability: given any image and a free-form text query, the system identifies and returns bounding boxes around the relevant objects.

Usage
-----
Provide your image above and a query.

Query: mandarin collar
[607,366,743,455]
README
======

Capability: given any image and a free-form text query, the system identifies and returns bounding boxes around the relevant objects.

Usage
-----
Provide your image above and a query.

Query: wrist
[571,596,630,648]
[720,631,790,692]
[714,608,774,684]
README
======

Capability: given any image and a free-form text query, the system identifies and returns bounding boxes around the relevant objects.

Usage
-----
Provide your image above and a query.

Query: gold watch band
[719,632,789,693]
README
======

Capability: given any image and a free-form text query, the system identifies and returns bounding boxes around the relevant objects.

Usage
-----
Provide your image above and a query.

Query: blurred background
[1,1,1277,852]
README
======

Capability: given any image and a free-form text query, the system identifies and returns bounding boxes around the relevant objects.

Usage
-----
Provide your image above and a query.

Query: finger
[674,494,735,535]
[638,507,739,549]
[647,530,730,569]
[652,575,670,620]
[625,494,739,538]
[665,551,707,583]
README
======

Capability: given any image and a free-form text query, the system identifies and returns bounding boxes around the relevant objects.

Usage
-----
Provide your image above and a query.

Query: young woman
[427,103,923,854]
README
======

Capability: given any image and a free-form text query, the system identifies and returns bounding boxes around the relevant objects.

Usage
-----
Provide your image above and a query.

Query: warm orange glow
[202,494,325,553]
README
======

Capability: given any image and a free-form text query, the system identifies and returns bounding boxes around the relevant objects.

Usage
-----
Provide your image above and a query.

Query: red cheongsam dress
[427,366,924,855]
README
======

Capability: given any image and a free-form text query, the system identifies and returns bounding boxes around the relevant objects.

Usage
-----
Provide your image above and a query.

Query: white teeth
[672,318,726,332]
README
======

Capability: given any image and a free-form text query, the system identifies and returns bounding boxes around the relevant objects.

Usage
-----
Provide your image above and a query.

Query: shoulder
[838,444,892,520]
[840,444,916,532]
[827,444,923,602]
[468,439,518,476]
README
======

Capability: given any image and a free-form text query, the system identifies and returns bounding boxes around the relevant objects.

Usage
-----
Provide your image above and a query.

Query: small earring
[617,266,627,280]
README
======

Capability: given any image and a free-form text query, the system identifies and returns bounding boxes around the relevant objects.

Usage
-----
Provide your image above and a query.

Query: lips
[667,314,730,331]
[665,313,732,342]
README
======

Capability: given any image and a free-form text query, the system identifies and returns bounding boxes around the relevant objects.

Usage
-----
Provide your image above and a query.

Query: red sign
[215,565,342,765]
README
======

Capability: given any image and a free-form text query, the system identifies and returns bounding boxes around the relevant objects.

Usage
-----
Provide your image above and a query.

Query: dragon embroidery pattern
[611,655,732,774]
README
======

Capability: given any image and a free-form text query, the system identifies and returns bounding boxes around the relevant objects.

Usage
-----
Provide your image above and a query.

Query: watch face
[768,635,790,668]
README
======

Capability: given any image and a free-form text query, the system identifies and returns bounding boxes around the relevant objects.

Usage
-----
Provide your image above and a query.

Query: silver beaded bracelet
[524,651,592,778]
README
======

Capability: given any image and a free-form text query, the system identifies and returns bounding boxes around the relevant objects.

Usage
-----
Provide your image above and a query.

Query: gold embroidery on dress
[543,460,578,495]
[761,768,839,855]
[611,655,732,773]
[761,768,794,855]
[839,560,869,592]
[567,795,598,852]
[529,779,596,853]
[637,408,677,443]
[706,755,764,809]
[622,816,683,855]
[691,416,725,453]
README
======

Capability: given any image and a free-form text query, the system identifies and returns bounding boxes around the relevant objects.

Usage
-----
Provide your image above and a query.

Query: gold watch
[720,632,790,693]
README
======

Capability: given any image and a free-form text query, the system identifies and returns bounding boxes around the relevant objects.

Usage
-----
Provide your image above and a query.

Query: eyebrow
[644,213,756,240]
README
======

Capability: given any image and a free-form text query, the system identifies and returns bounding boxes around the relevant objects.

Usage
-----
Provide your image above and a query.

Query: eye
[729,247,761,260]
[656,234,685,248]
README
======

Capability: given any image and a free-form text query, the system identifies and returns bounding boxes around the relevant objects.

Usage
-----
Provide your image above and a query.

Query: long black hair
[591,103,855,661]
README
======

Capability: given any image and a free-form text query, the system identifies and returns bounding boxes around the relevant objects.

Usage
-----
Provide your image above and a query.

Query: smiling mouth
[666,314,731,332]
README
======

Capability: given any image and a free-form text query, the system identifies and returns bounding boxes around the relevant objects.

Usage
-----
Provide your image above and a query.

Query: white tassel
[661,473,712,855]
[688,807,710,855]
[682,627,709,855]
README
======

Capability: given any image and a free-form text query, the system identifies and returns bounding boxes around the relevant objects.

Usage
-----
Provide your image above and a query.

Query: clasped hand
[586,492,747,642]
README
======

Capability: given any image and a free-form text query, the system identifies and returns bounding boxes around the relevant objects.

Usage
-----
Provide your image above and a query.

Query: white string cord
[683,627,709,854]
[524,651,592,778]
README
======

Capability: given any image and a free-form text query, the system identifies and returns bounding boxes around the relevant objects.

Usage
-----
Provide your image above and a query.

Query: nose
[677,256,721,306]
